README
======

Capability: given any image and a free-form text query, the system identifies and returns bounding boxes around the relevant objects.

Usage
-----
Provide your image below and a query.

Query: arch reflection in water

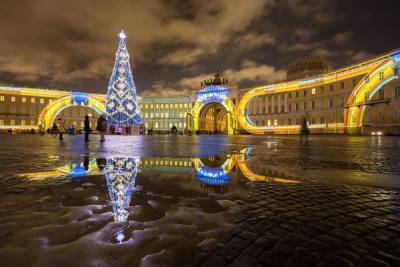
[193,155,235,185]
[57,158,98,177]
[104,157,140,222]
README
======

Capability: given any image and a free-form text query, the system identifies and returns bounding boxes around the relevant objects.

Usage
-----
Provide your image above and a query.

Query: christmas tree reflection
[104,157,140,222]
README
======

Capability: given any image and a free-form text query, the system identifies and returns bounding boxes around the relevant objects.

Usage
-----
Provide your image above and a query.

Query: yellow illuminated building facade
[0,87,194,133]
[1,48,400,135]
[236,49,400,135]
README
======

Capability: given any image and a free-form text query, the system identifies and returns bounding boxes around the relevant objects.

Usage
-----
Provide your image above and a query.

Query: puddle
[0,147,301,266]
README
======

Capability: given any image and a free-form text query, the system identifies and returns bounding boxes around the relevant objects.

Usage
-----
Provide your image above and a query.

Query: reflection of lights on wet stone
[115,230,125,244]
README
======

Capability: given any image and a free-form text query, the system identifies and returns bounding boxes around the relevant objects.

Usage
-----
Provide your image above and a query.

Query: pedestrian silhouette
[58,118,65,140]
[84,115,91,142]
[300,117,309,145]
[96,115,107,142]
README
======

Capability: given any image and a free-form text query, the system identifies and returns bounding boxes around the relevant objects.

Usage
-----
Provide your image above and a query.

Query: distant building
[140,95,195,133]
[286,56,329,81]
[0,86,194,134]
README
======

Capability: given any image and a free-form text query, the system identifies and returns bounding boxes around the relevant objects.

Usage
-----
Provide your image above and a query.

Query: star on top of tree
[119,30,126,39]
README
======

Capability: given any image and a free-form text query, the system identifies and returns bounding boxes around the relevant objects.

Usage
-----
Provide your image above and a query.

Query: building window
[11,120,15,126]
[21,120,26,126]
[274,119,278,126]
[312,101,315,110]
[329,84,334,92]
[304,90,307,97]
[288,93,292,99]
[303,102,307,110]
[320,116,325,124]
[340,114,344,123]
[281,105,285,113]
[295,103,299,111]
[288,119,292,125]
[0,95,4,102]
[311,118,315,124]
[329,98,334,109]
[340,82,344,89]
[31,120,35,126]
[396,110,400,120]
[394,86,400,98]
[0,120,3,126]
[288,104,292,112]
[364,111,369,122]
[378,89,384,100]
[378,111,384,121]
[31,98,36,103]
[340,96,345,107]
[320,86,324,93]
[379,72,384,80]
[11,96,16,102]
[311,88,316,95]
[296,91,299,98]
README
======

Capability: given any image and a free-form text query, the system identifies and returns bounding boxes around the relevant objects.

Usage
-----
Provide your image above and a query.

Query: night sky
[1,0,399,96]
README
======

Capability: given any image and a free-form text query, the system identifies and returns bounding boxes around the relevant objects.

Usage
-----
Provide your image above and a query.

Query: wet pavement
[0,134,400,266]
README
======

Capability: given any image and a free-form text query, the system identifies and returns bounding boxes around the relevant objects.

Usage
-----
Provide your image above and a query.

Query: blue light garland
[105,157,139,222]
[104,31,143,126]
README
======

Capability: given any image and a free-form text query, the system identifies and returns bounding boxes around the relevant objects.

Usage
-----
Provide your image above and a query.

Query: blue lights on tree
[105,157,139,222]
[104,31,143,126]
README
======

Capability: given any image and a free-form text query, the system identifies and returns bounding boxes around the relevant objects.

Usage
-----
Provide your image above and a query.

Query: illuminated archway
[191,85,238,135]
[345,54,400,133]
[38,93,104,130]
[236,50,400,135]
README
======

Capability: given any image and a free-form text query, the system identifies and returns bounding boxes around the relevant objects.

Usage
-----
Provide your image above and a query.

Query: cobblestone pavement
[194,182,400,267]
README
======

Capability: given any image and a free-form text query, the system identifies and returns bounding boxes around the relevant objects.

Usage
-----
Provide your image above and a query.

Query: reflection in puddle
[103,157,140,243]
[4,147,303,265]
[16,147,300,187]
[14,147,301,235]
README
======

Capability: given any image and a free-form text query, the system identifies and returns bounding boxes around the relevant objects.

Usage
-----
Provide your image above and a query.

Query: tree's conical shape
[104,31,143,125]
[105,157,139,222]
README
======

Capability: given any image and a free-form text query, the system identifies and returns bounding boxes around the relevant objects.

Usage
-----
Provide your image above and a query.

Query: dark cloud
[0,0,399,95]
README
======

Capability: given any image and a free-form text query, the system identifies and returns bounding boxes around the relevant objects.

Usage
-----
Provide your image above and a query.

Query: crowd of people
[43,115,107,142]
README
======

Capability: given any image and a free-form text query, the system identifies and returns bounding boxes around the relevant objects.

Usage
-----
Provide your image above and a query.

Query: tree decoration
[104,30,143,125]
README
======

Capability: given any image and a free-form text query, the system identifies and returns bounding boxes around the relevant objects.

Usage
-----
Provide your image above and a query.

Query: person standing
[96,115,107,142]
[300,117,309,145]
[84,115,91,142]
[58,118,65,140]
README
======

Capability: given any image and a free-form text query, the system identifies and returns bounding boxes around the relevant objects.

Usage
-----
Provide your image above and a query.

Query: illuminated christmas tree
[104,31,143,126]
